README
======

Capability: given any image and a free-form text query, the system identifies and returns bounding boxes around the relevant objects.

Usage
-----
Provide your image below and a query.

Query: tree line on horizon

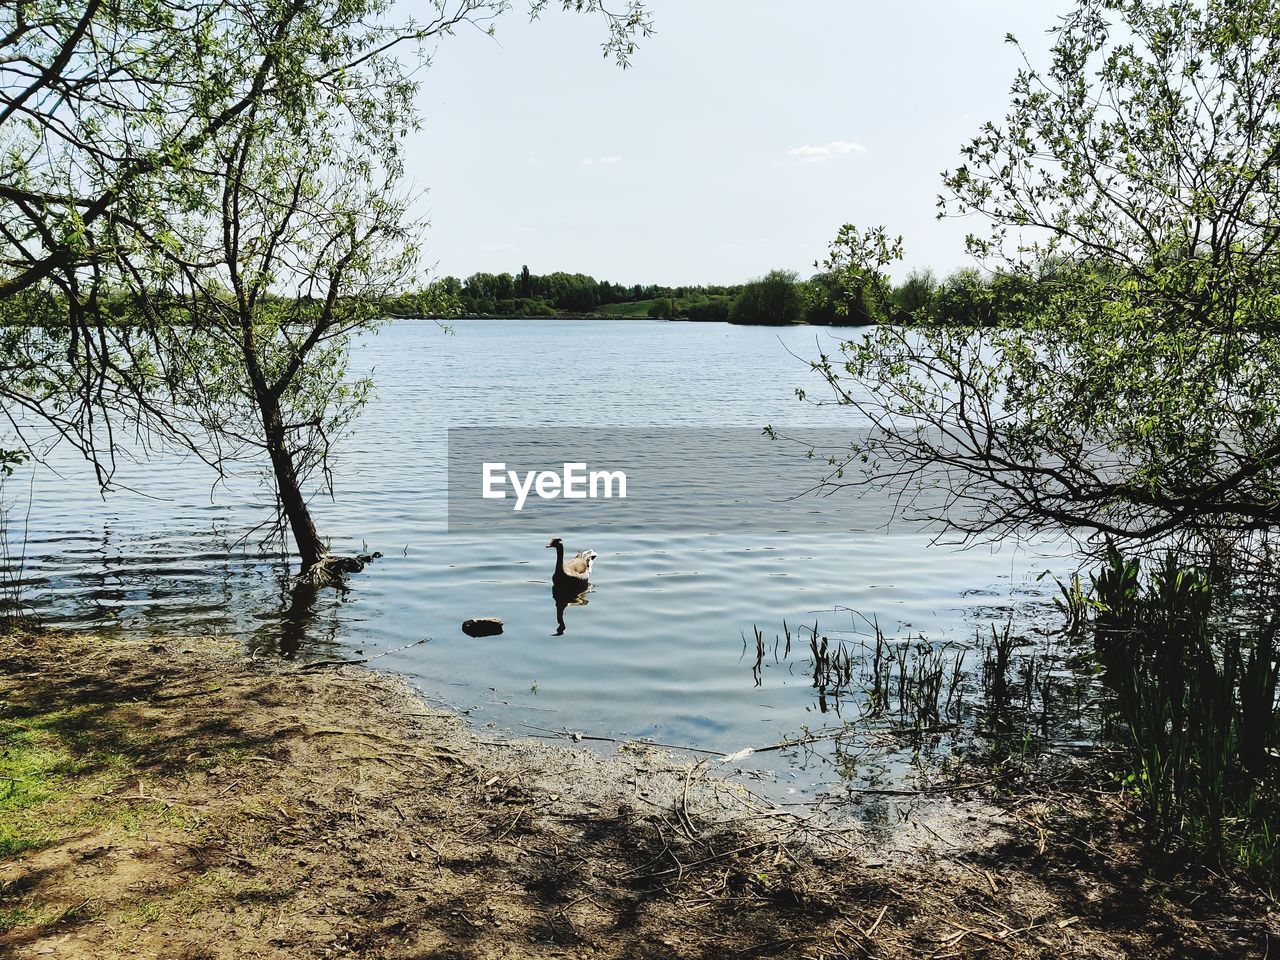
[388,263,1035,326]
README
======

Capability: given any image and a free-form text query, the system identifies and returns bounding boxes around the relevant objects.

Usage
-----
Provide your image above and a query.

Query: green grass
[0,704,161,860]
[114,868,284,932]
[2,709,94,855]
[596,299,660,317]
[0,698,203,935]
[0,904,55,932]
[0,642,296,945]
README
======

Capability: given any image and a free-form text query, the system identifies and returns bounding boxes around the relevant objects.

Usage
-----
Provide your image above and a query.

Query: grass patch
[0,703,152,858]
[0,902,63,933]
[1,710,92,856]
[115,869,282,930]
[597,299,660,317]
[0,895,99,933]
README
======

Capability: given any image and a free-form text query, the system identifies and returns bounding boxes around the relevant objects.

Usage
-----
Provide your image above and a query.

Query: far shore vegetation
[385,262,1024,325]
[0,262,1032,328]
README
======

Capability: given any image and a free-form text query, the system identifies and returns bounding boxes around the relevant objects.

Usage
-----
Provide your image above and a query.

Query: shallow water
[5,319,1079,801]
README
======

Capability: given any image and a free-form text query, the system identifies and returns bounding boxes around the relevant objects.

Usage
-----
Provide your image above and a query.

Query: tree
[800,273,840,326]
[685,295,731,322]
[931,269,994,325]
[647,297,678,319]
[0,0,652,579]
[820,225,900,325]
[141,107,431,578]
[0,1,428,482]
[808,0,1280,565]
[730,270,802,325]
[891,268,937,319]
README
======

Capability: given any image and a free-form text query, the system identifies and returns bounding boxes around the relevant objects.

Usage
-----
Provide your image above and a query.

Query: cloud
[786,140,867,163]
[580,155,624,167]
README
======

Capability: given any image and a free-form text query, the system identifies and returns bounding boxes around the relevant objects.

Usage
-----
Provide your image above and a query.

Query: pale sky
[409,1,1069,286]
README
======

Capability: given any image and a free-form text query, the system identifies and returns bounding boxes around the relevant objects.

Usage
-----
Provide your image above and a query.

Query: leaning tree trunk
[258,396,328,576]
[234,316,331,579]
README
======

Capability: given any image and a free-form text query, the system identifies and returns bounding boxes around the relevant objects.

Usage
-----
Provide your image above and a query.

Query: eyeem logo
[482,462,628,512]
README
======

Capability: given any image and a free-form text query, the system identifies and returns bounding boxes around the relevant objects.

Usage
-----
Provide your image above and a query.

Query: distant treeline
[384,266,740,320]
[718,267,1046,327]
[384,264,1042,326]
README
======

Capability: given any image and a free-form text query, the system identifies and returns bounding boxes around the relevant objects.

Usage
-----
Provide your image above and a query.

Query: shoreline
[0,627,1272,958]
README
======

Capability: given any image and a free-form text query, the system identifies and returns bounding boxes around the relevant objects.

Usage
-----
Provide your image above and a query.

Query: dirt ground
[0,628,1273,959]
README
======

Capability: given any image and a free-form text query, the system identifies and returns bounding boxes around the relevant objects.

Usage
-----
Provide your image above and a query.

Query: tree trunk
[259,397,327,575]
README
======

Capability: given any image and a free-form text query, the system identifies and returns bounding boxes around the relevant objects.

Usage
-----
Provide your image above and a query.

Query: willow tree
[0,0,649,579]
[134,125,430,577]
[809,0,1280,570]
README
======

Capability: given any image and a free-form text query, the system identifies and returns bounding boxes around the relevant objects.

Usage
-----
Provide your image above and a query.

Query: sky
[408,0,1071,286]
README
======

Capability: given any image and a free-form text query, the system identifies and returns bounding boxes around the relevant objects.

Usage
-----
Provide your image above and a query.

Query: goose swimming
[547,537,597,593]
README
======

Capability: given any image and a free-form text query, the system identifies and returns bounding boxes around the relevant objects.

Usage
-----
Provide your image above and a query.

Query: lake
[5,319,1081,804]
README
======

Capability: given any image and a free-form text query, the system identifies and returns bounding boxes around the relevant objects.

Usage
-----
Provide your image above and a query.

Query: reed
[980,619,1016,728]
[0,473,28,631]
[1090,548,1280,882]
[746,625,765,687]
[867,621,891,715]
[808,628,855,696]
[1046,569,1090,638]
[748,616,963,726]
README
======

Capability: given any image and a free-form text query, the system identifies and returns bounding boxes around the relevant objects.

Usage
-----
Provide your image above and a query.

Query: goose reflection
[552,584,591,636]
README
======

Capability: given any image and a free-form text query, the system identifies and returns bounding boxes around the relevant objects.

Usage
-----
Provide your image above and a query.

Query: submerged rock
[462,617,504,637]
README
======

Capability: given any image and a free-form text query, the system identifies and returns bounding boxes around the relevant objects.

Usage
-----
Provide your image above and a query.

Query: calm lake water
[6,320,1080,802]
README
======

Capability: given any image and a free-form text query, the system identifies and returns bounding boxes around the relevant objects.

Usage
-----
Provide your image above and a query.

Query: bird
[546,537,597,594]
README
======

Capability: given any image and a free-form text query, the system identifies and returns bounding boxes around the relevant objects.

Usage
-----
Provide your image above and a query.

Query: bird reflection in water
[552,584,590,636]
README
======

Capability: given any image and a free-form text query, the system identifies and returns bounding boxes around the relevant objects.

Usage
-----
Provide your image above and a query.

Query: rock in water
[462,618,504,637]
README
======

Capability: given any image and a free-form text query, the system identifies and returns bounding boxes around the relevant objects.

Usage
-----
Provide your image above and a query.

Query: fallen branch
[301,636,431,671]
[518,722,724,757]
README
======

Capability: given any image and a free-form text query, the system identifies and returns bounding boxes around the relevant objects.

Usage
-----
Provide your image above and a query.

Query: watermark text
[482,462,627,511]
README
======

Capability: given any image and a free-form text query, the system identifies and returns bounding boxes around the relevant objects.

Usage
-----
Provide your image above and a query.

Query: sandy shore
[0,628,1271,958]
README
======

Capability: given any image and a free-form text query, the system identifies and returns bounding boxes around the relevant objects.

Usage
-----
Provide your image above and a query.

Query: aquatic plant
[0,462,29,631]
[748,615,977,731]
[1090,549,1280,881]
